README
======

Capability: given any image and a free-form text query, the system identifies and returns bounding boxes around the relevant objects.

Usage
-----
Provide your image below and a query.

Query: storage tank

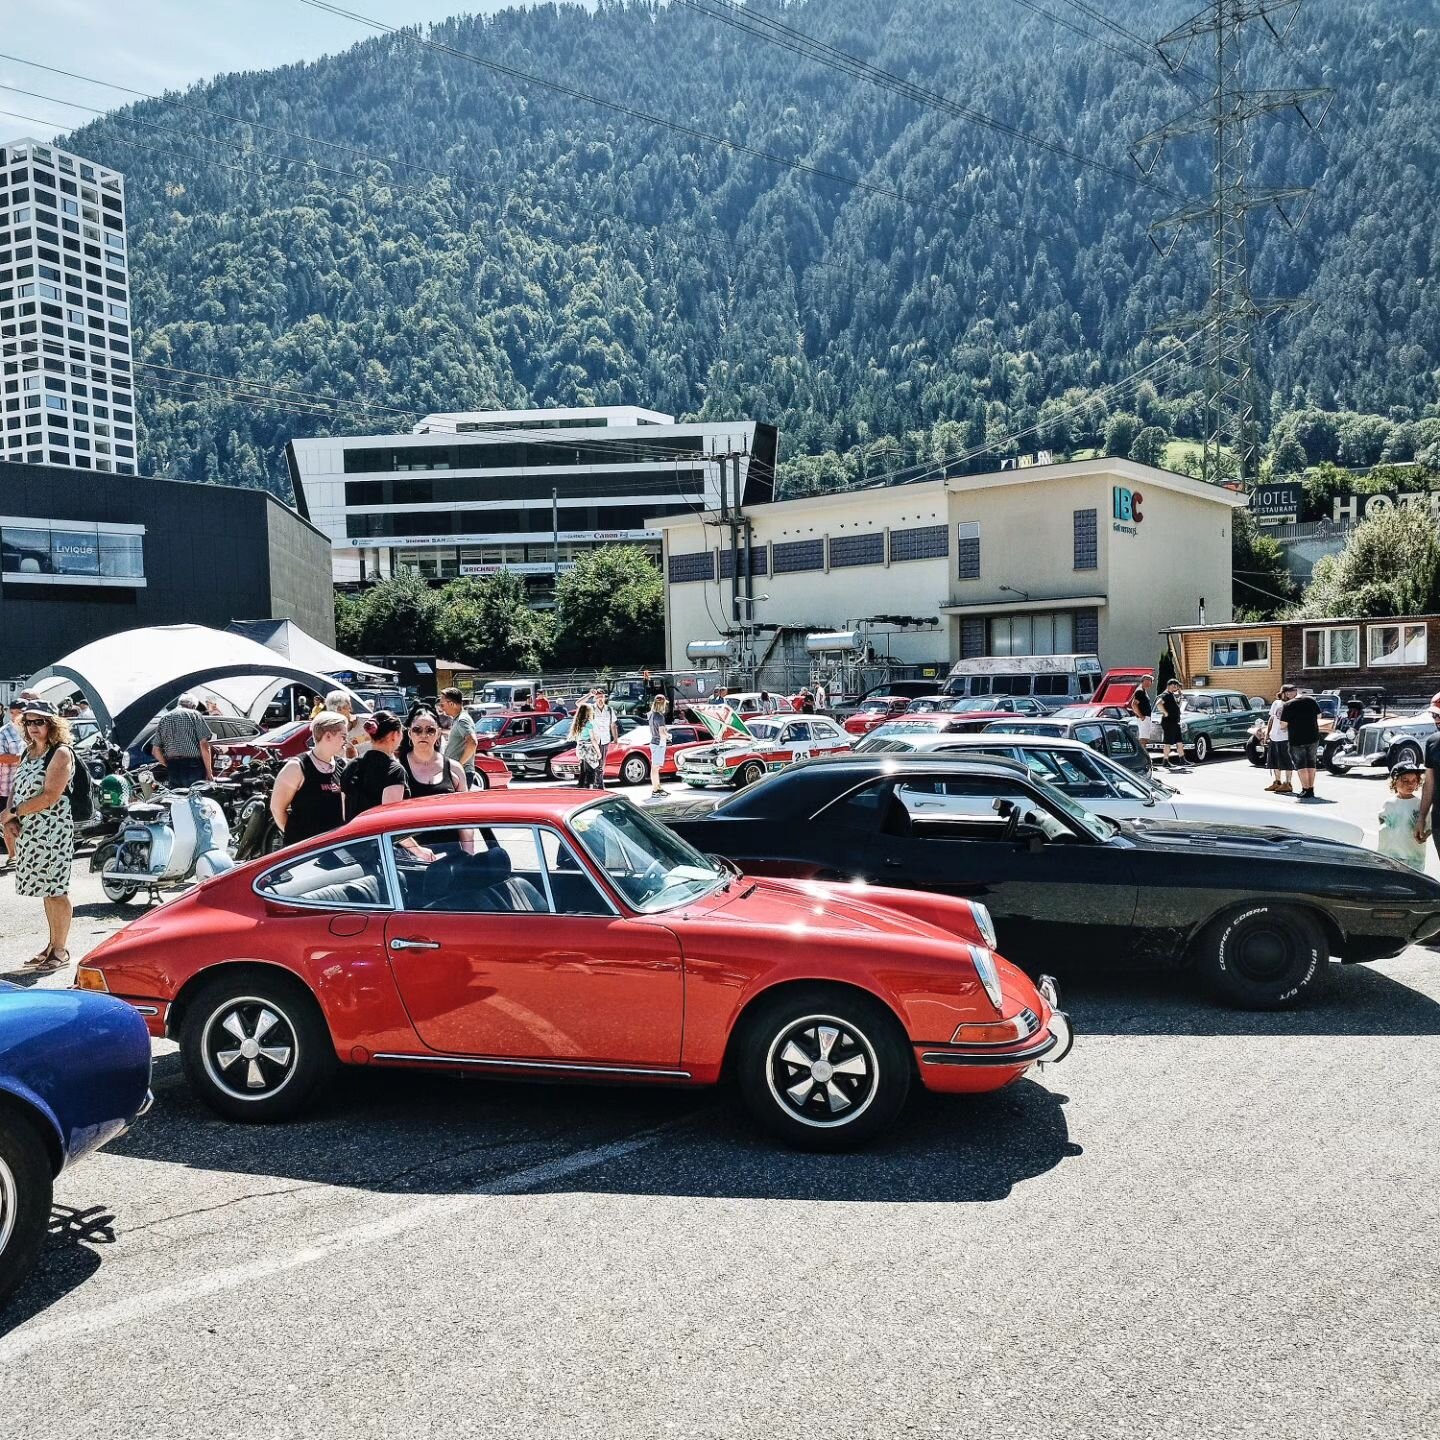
[805,630,865,655]
[685,638,739,662]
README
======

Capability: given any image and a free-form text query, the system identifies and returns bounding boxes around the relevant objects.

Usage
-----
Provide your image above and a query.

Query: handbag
[577,738,601,767]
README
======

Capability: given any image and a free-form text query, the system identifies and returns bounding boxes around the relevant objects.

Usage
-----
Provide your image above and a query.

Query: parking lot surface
[2,753,1436,1438]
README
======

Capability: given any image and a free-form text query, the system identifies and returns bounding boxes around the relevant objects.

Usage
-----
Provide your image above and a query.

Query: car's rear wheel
[1389,741,1423,771]
[734,986,911,1150]
[1246,736,1266,767]
[621,753,650,786]
[180,972,337,1122]
[1194,903,1328,1009]
[0,1108,52,1309]
[1192,733,1213,763]
[738,761,766,788]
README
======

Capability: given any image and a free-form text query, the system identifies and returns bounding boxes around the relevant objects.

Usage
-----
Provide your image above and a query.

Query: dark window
[668,550,716,584]
[1034,675,1072,696]
[343,437,704,474]
[828,533,884,569]
[889,524,949,563]
[1073,509,1098,570]
[344,468,703,506]
[389,828,553,914]
[957,522,980,579]
[960,617,986,659]
[718,544,769,580]
[1075,609,1100,654]
[772,538,824,574]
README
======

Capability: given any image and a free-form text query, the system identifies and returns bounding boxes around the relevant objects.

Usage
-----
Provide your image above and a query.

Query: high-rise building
[0,137,137,475]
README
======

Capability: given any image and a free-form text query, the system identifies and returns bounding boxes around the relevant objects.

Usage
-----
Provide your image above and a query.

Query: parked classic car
[129,713,265,771]
[680,715,853,788]
[842,697,913,736]
[1327,707,1435,775]
[468,711,556,755]
[552,723,710,786]
[972,717,1152,777]
[864,732,1366,847]
[663,754,1440,1008]
[1148,689,1263,762]
[0,984,152,1307]
[77,792,1070,1150]
[1245,693,1341,767]
[493,715,641,780]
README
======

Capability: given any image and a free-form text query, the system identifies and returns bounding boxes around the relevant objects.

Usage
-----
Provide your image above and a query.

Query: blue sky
[0,1,523,141]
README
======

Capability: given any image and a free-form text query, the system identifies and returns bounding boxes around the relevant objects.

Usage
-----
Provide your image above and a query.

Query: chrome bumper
[921,975,1074,1069]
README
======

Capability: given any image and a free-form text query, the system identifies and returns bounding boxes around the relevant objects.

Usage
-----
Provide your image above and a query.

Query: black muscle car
[491,715,640,779]
[662,754,1440,1009]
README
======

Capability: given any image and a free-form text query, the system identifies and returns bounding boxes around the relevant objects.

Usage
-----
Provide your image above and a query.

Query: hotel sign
[1330,491,1440,523]
[1249,483,1302,522]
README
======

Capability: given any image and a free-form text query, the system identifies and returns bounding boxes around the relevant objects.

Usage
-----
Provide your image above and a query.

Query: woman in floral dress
[0,701,76,977]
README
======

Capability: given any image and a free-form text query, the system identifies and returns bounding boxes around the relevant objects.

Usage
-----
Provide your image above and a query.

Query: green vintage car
[1152,688,1265,763]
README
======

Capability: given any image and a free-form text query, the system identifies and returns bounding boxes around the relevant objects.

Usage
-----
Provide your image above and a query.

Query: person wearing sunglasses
[401,709,469,797]
[0,702,78,976]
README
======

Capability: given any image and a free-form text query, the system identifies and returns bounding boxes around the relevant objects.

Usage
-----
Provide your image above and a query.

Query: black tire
[1389,741,1423,771]
[1192,733,1213,764]
[179,971,338,1122]
[1322,744,1345,775]
[0,1108,54,1310]
[738,761,766,788]
[1194,903,1328,1009]
[1246,737,1266,768]
[620,753,650,786]
[733,985,911,1151]
[101,873,141,905]
[471,768,489,791]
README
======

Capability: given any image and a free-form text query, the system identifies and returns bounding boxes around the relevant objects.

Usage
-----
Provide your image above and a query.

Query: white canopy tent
[225,619,393,680]
[26,624,363,747]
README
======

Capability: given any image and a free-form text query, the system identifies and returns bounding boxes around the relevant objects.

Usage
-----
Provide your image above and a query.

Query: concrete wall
[265,498,337,645]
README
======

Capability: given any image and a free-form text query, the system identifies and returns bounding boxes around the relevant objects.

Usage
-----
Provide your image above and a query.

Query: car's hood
[682,739,763,762]
[1119,816,1440,883]
[492,736,570,757]
[1159,790,1364,843]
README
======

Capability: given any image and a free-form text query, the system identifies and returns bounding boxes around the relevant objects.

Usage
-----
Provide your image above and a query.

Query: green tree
[1299,506,1440,618]
[1130,426,1169,468]
[552,545,664,667]
[434,572,553,671]
[1231,511,1298,619]
[344,573,438,655]
[1103,412,1142,459]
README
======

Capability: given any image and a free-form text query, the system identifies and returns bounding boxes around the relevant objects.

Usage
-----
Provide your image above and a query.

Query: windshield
[474,716,509,734]
[1049,706,1096,719]
[740,720,784,741]
[254,721,306,745]
[946,697,1007,714]
[861,699,894,712]
[984,720,1064,734]
[570,798,726,912]
[543,718,572,738]
[906,697,947,712]
[854,735,917,753]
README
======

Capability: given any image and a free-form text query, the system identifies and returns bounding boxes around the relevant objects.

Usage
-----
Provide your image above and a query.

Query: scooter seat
[126,803,168,820]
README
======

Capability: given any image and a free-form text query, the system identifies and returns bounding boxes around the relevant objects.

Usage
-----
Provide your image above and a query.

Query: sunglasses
[410,726,438,736]
[23,718,50,727]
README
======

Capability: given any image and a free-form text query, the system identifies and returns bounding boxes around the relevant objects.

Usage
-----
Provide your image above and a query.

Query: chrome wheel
[621,754,649,785]
[201,995,299,1101]
[0,1152,16,1259]
[766,1014,878,1129]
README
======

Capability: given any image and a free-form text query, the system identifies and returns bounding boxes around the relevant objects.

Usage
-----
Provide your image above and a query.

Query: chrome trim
[129,1004,160,1016]
[371,1051,692,1079]
[921,1032,1060,1067]
[135,1089,155,1117]
[389,937,440,951]
[1037,974,1061,1009]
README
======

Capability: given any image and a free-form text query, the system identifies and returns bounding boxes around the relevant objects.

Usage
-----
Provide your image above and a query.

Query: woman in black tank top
[402,710,468,797]
[270,713,348,845]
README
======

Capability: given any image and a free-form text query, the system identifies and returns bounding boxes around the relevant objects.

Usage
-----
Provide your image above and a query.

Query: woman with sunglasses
[401,709,469,796]
[0,701,78,976]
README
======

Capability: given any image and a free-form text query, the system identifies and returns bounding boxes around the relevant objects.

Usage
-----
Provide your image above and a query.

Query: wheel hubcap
[1233,924,1294,982]
[766,1014,878,1128]
[201,997,299,1100]
[0,1154,16,1258]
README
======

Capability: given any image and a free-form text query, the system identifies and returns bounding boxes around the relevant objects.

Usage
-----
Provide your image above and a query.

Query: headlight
[968,944,1004,1011]
[970,901,997,950]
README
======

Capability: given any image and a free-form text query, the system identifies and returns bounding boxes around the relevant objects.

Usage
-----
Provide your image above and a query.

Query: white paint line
[0,1124,676,1361]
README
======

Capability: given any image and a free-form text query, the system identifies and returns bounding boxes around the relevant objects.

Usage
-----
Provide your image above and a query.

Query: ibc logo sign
[1112,485,1143,534]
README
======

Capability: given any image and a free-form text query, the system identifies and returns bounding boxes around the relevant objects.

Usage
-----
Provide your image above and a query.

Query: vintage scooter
[95,782,235,904]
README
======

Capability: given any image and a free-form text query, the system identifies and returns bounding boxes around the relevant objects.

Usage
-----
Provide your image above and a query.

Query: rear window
[256,840,391,909]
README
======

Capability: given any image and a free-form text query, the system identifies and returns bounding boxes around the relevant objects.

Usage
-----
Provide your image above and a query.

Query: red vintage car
[551,722,712,786]
[469,710,552,755]
[842,696,913,736]
[76,791,1071,1150]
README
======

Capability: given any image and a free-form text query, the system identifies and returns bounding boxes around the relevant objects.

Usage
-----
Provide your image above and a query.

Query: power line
[295,0,950,215]
[674,0,1178,201]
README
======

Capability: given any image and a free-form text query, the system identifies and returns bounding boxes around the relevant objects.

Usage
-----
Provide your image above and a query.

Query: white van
[473,678,544,713]
[942,653,1103,702]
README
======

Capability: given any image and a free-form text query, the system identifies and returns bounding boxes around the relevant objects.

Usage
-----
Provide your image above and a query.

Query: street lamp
[999,584,1031,601]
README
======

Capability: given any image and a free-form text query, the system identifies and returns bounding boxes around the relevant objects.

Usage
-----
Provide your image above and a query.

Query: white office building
[0,137,137,474]
[286,406,777,594]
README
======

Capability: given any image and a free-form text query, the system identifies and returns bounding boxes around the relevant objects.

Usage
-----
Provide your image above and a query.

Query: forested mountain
[43,0,1440,496]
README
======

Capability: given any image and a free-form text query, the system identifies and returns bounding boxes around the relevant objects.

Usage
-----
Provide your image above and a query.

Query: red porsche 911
[76,793,1071,1149]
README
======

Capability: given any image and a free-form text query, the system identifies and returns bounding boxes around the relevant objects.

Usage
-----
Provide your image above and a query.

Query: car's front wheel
[1388,741,1423,771]
[180,972,337,1122]
[1245,736,1266,767]
[734,986,911,1150]
[737,761,766,788]
[620,753,650,786]
[1192,733,1213,763]
[1194,903,1328,1009]
[0,1108,53,1308]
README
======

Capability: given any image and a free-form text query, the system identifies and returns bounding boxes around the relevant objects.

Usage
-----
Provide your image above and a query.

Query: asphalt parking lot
[2,752,1437,1438]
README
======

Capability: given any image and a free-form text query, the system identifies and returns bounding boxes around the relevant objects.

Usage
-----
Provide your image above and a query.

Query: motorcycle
[225,757,286,862]
[91,783,236,905]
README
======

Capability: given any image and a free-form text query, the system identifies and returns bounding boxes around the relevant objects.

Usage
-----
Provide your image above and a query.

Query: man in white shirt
[1265,684,1295,795]
[591,691,617,787]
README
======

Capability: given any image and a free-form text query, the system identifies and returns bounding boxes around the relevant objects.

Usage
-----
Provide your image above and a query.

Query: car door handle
[389,937,440,951]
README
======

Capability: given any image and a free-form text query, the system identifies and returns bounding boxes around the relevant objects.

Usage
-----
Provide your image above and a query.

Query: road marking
[0,1119,686,1360]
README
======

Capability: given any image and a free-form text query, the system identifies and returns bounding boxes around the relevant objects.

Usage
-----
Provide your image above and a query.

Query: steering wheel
[997,800,1021,842]
[631,857,671,901]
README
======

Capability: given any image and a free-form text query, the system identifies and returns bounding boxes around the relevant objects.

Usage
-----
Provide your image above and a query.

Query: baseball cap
[1391,759,1424,778]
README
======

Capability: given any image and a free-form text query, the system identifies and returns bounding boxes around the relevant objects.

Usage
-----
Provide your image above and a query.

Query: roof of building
[1164,614,1440,634]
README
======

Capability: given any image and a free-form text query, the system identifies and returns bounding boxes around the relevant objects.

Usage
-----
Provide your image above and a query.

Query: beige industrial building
[653,457,1244,678]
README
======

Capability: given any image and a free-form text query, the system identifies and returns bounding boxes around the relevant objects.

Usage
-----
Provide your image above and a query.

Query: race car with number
[678,716,853,789]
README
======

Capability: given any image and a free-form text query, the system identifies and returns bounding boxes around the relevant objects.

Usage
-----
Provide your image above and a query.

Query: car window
[570,800,724,912]
[539,829,616,915]
[1104,725,1139,756]
[819,780,890,828]
[892,778,1076,842]
[669,727,699,743]
[256,839,391,909]
[783,723,812,742]
[1012,747,1111,796]
[390,826,552,913]
[1073,724,1106,751]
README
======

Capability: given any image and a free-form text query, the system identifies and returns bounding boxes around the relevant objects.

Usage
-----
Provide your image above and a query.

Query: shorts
[1289,741,1318,769]
[1161,719,1183,744]
[1266,740,1293,771]
[650,743,666,775]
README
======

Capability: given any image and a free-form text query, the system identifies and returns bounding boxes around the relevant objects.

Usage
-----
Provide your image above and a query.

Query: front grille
[1359,725,1388,757]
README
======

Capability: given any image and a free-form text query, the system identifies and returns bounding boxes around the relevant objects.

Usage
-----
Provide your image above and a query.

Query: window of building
[1367,623,1426,668]
[828,532,885,569]
[1073,509,1098,570]
[1210,638,1270,669]
[888,524,948,563]
[772,538,824,574]
[718,545,768,579]
[957,521,980,580]
[0,521,144,584]
[1303,626,1359,669]
[668,550,716,584]
[988,611,1075,657]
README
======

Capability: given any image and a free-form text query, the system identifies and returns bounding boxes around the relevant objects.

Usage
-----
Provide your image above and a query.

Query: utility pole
[1133,0,1329,485]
